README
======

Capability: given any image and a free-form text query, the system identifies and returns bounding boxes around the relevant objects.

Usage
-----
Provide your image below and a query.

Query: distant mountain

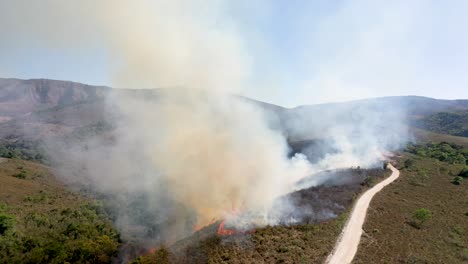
[291,96,468,120]
[1,78,468,143]
[0,78,109,117]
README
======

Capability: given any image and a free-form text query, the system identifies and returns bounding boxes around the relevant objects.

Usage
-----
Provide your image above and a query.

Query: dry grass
[353,153,468,263]
[134,169,391,264]
[412,127,468,148]
[134,214,348,264]
[0,158,57,204]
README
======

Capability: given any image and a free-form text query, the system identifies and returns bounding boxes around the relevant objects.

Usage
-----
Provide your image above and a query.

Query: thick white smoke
[111,90,312,226]
[2,0,410,247]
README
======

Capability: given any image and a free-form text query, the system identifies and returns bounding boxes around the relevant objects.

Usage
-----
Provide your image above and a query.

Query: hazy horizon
[3,76,466,108]
[1,0,468,107]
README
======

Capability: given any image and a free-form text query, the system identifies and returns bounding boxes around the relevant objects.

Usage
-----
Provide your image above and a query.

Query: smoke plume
[2,0,410,250]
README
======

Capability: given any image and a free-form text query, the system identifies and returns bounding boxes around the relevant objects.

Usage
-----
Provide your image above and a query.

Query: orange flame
[193,217,216,232]
[217,220,236,236]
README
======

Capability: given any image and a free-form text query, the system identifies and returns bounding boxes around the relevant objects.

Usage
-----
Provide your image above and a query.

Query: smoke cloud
[0,0,251,92]
[2,0,410,251]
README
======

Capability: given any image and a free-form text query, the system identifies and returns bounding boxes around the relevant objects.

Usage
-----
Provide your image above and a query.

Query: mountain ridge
[1,77,468,142]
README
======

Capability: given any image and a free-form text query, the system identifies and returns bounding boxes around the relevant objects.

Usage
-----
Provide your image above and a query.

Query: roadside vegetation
[354,138,468,263]
[0,158,120,263]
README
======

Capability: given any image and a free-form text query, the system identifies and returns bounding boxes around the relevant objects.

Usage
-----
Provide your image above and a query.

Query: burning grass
[133,167,390,263]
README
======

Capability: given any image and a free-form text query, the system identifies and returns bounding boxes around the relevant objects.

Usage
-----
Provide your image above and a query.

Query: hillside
[1,78,468,263]
[411,128,468,148]
[0,158,120,263]
[0,78,109,117]
[133,168,390,264]
[413,110,468,137]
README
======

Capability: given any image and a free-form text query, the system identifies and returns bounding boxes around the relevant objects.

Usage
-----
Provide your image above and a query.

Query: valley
[0,79,467,263]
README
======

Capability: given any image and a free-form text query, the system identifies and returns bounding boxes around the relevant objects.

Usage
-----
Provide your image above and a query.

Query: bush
[410,208,432,229]
[0,213,15,235]
[363,176,376,187]
[451,176,463,185]
[13,170,28,179]
[0,201,120,263]
[406,142,468,165]
[404,159,414,169]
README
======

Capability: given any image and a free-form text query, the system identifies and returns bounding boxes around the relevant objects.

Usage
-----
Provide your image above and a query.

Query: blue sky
[1,0,468,107]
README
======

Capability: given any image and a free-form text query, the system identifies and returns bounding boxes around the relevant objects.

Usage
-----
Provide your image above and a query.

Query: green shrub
[410,208,432,229]
[451,176,463,185]
[363,176,376,187]
[0,201,119,263]
[0,213,15,235]
[406,142,468,165]
[13,170,28,179]
[413,208,431,222]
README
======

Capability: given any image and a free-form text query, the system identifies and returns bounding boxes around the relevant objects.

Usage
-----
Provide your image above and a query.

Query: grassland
[0,158,120,263]
[412,127,468,148]
[354,144,468,263]
[132,168,390,264]
[132,214,348,264]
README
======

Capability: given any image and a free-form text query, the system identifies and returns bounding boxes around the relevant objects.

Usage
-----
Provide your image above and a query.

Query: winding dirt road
[326,164,400,264]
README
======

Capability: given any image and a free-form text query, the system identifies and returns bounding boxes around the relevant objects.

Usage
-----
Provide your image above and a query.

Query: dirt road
[325,164,400,264]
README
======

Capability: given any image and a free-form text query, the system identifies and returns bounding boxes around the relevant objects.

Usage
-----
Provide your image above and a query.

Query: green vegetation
[0,201,120,263]
[415,111,468,137]
[0,140,47,164]
[0,212,15,235]
[13,169,28,179]
[354,145,468,263]
[408,168,429,187]
[0,159,120,263]
[410,208,432,229]
[70,121,113,140]
[363,175,377,187]
[406,141,468,165]
[452,176,463,185]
